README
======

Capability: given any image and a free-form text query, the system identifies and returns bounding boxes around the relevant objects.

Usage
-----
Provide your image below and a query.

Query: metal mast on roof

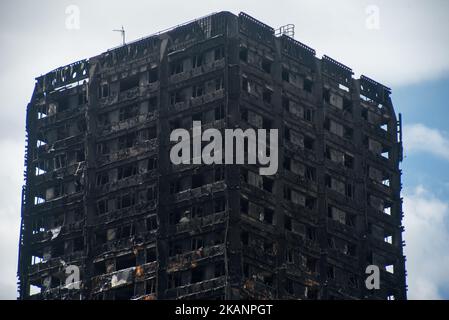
[113,26,126,45]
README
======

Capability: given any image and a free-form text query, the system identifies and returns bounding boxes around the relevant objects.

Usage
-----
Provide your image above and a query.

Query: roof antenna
[113,26,126,45]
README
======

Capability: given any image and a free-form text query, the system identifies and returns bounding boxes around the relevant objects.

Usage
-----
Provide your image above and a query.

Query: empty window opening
[241,198,249,214]
[170,90,184,105]
[214,198,225,213]
[262,177,274,193]
[260,208,274,225]
[262,58,272,74]
[214,47,224,60]
[303,78,313,93]
[192,54,204,68]
[148,67,159,83]
[239,46,248,62]
[146,278,156,294]
[215,77,224,91]
[263,88,273,103]
[116,254,136,271]
[118,163,137,180]
[73,237,84,252]
[120,75,140,92]
[304,136,314,150]
[119,104,139,121]
[99,83,109,98]
[171,60,184,75]
[117,193,136,209]
[146,216,158,231]
[94,261,106,276]
[114,285,134,300]
[215,105,225,120]
[192,173,204,189]
[284,216,292,231]
[96,172,109,186]
[192,85,204,98]
[191,266,206,283]
[241,232,250,247]
[146,247,157,263]
[282,68,290,82]
[344,153,354,169]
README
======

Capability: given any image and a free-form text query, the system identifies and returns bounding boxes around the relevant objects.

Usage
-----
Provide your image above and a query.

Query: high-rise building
[18,11,406,300]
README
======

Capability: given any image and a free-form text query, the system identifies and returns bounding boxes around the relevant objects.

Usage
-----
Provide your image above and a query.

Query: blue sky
[0,0,448,299]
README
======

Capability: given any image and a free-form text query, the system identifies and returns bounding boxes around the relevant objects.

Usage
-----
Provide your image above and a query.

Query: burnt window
[192,54,204,68]
[214,166,225,182]
[147,158,158,171]
[282,68,290,82]
[305,196,316,210]
[263,177,274,193]
[148,96,158,112]
[146,216,157,231]
[305,109,314,122]
[241,231,249,245]
[241,77,249,93]
[170,60,184,75]
[170,90,184,104]
[282,97,290,111]
[120,74,139,92]
[147,126,157,140]
[214,262,225,278]
[306,166,316,182]
[215,77,224,91]
[344,153,354,169]
[96,199,108,215]
[262,208,274,224]
[346,183,354,198]
[284,216,292,231]
[117,193,135,209]
[96,172,109,186]
[241,198,249,214]
[117,163,137,180]
[100,83,109,98]
[147,185,158,201]
[116,255,135,271]
[118,132,137,149]
[262,58,272,74]
[146,247,157,263]
[97,142,109,155]
[192,85,204,98]
[148,67,159,83]
[170,181,180,194]
[263,88,272,103]
[191,266,206,283]
[239,46,248,62]
[303,78,313,93]
[214,198,225,213]
[119,104,138,121]
[192,173,204,189]
[304,136,315,150]
[215,105,225,120]
[214,47,224,60]
[283,157,291,171]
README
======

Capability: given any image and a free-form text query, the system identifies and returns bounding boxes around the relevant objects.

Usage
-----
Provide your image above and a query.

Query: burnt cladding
[18,11,406,300]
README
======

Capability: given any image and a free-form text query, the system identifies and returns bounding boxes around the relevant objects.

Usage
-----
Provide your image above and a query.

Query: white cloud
[403,185,449,299]
[403,124,449,161]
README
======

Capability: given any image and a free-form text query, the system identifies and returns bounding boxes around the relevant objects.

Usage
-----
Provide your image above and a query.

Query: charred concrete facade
[18,12,406,300]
